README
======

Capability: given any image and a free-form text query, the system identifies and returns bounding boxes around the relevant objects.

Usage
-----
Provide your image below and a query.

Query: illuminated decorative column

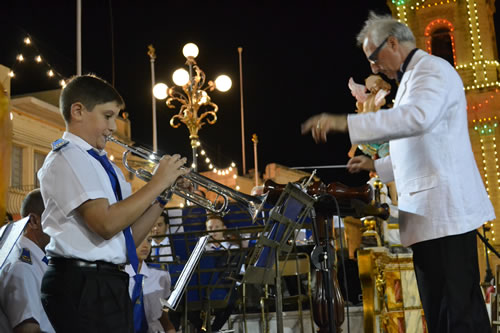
[153,43,232,172]
[474,117,500,241]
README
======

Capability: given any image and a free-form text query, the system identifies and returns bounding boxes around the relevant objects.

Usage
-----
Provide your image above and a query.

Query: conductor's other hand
[301,113,348,143]
[153,154,189,189]
[347,155,375,174]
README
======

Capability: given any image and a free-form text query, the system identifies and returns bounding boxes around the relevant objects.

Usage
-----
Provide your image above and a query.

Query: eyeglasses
[368,37,389,64]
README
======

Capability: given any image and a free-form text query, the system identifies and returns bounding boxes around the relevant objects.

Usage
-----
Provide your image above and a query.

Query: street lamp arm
[198,110,218,127]
[170,114,184,129]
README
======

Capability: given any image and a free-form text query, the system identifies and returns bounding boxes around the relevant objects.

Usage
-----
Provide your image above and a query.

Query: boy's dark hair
[59,74,125,123]
[21,189,45,218]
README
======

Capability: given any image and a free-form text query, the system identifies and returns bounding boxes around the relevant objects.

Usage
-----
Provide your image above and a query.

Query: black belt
[48,257,126,272]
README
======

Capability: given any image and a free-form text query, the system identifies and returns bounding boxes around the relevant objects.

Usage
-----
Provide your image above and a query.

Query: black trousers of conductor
[41,260,134,333]
[411,230,490,333]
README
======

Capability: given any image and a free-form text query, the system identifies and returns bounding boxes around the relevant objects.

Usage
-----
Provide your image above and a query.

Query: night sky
[3,1,409,187]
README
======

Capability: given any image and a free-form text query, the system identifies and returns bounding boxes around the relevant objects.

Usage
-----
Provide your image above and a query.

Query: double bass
[263,179,383,333]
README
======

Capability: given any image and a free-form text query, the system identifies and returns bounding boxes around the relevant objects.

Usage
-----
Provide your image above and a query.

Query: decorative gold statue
[347,75,391,159]
[348,75,398,206]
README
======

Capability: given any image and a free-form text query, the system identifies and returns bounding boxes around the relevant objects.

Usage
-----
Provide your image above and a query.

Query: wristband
[156,196,168,206]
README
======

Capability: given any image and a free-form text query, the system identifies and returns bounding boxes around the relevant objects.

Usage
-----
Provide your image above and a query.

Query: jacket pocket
[402,174,439,195]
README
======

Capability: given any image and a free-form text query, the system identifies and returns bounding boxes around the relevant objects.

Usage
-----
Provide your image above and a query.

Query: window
[11,145,23,188]
[431,28,454,67]
[34,151,46,187]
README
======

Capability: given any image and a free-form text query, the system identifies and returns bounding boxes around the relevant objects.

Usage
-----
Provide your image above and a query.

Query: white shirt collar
[62,131,108,157]
[125,261,151,278]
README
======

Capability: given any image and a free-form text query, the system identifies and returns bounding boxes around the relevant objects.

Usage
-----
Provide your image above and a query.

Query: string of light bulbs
[192,140,238,178]
[467,90,499,112]
[7,35,67,87]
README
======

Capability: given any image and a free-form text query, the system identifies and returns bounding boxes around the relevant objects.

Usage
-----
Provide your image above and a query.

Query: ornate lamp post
[153,43,231,172]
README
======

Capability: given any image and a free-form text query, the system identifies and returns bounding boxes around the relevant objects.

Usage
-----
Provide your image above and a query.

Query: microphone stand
[477,226,497,284]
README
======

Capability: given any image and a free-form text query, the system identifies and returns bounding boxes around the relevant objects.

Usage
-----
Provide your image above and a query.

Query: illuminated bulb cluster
[195,143,237,178]
[9,35,66,86]
[467,90,499,112]
[465,0,489,86]
[395,4,408,24]
[475,117,500,219]
[473,119,498,135]
[425,19,457,66]
[456,60,500,70]
[464,81,500,91]
[409,0,456,11]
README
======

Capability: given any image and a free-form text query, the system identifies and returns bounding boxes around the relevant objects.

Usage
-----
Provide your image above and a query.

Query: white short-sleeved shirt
[0,236,54,332]
[152,237,173,262]
[38,132,132,264]
[125,263,171,333]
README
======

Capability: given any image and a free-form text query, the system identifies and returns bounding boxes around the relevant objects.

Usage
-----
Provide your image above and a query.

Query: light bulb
[173,68,189,86]
[215,75,232,92]
[182,43,199,58]
[153,83,168,100]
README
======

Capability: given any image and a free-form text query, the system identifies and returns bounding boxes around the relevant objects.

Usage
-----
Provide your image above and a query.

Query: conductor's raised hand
[347,155,375,174]
[301,113,348,143]
[152,154,189,189]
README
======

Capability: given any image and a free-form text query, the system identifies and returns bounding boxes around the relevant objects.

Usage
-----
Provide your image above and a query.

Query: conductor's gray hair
[356,12,415,47]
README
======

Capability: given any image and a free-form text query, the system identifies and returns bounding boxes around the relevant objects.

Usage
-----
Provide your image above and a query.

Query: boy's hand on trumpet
[152,154,189,189]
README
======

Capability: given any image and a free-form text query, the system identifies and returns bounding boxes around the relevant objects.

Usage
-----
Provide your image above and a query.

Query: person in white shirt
[202,214,241,331]
[38,74,188,332]
[150,211,174,264]
[302,12,494,333]
[205,214,239,251]
[0,189,54,333]
[125,235,175,333]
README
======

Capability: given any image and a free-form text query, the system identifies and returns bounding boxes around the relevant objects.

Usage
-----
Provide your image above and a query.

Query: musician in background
[151,211,174,264]
[205,214,240,250]
[0,189,54,333]
[38,74,188,332]
[204,214,241,332]
[302,12,494,333]
[125,235,176,333]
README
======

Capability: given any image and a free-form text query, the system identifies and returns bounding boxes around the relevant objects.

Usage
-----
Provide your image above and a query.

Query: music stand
[243,183,316,333]
[161,204,266,333]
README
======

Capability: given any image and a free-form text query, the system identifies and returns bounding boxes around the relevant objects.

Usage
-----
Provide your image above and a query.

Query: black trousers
[41,259,134,333]
[411,230,490,333]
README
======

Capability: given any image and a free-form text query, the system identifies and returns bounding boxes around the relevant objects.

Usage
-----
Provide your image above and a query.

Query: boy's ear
[70,102,85,121]
[27,213,41,230]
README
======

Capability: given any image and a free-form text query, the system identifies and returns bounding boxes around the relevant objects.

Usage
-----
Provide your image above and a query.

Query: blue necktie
[131,273,148,333]
[87,149,147,332]
[42,256,48,265]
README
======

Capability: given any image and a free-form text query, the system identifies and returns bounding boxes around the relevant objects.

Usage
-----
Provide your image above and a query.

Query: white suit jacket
[348,49,495,247]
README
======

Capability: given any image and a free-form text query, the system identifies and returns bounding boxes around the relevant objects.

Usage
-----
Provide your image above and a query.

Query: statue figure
[347,75,398,206]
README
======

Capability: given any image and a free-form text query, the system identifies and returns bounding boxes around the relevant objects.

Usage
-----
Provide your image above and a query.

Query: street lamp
[153,42,231,172]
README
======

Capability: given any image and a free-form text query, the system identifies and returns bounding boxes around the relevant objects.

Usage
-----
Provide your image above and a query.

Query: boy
[38,74,188,333]
[150,210,174,263]
[0,189,53,333]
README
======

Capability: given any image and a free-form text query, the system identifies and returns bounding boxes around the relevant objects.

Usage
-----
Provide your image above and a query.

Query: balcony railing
[7,185,37,215]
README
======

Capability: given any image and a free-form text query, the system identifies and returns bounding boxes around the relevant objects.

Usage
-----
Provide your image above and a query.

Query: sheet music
[160,235,209,311]
[167,208,184,234]
[0,217,30,269]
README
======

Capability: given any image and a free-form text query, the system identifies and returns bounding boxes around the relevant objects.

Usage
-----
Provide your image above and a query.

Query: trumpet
[106,136,267,221]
